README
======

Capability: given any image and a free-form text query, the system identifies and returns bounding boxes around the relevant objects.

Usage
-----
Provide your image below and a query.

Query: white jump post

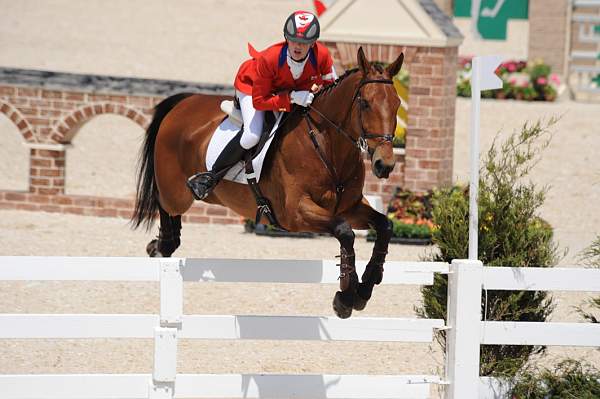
[445,259,483,399]
[150,259,183,399]
[468,55,503,260]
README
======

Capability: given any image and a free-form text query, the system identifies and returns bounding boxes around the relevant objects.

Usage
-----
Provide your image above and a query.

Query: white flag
[476,55,503,90]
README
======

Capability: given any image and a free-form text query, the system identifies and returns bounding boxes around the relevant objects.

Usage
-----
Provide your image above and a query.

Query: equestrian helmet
[283,11,320,44]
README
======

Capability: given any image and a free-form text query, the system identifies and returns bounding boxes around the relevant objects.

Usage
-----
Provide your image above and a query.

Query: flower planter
[457,58,560,102]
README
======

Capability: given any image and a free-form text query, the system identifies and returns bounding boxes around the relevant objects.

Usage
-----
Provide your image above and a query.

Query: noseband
[305,78,395,152]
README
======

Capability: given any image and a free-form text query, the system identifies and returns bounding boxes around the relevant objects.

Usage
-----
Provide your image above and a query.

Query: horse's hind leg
[146,206,182,257]
[355,211,391,310]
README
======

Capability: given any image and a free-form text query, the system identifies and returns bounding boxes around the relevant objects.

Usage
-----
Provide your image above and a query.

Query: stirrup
[186,172,218,200]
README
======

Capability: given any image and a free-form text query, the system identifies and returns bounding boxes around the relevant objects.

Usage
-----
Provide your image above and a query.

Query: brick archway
[0,100,36,143]
[52,102,149,143]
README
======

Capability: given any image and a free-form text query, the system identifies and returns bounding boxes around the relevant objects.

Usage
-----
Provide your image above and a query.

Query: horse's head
[350,47,404,178]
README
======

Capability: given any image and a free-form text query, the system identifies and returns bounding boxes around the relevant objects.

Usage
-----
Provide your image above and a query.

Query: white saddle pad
[205,113,283,184]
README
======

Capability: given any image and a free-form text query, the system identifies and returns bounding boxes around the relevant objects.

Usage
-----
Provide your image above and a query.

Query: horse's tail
[131,92,194,230]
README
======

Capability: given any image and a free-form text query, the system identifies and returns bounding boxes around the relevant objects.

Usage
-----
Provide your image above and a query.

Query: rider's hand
[290,90,314,107]
[311,83,323,93]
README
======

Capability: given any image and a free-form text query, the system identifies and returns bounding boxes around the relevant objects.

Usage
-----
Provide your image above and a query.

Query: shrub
[510,360,600,398]
[416,119,561,377]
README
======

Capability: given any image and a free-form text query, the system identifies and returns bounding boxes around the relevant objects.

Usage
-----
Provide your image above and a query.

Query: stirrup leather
[187,172,218,200]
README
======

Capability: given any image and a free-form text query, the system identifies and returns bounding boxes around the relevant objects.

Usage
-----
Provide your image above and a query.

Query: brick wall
[29,149,66,195]
[405,46,457,191]
[528,0,569,75]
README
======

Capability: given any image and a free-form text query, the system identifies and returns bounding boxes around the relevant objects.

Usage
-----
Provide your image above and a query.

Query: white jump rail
[0,256,448,285]
[0,314,443,342]
[0,256,449,399]
[0,374,444,399]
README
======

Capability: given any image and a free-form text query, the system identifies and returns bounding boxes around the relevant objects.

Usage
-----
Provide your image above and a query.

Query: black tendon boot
[187,130,246,200]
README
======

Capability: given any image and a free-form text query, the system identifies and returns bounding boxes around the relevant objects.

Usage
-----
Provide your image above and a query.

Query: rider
[187,10,338,200]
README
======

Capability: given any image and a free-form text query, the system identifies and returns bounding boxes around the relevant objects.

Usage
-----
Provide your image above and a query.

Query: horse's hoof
[362,264,383,286]
[333,291,353,319]
[353,283,373,311]
[146,239,163,257]
[353,294,368,311]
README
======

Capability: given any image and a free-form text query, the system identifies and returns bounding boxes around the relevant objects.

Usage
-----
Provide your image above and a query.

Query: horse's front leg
[341,198,392,311]
[330,218,359,319]
[296,198,358,319]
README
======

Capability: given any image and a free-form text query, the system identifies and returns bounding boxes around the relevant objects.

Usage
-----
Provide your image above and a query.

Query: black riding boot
[187,130,246,200]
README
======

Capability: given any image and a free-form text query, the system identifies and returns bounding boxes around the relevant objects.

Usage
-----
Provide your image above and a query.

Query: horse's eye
[360,99,370,109]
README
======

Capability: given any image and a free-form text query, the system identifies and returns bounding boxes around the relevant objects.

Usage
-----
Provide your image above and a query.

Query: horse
[131,47,404,319]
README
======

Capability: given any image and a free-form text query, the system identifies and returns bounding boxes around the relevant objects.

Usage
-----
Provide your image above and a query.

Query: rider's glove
[290,90,314,107]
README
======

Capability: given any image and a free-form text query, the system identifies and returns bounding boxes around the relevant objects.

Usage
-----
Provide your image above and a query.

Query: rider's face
[287,40,312,61]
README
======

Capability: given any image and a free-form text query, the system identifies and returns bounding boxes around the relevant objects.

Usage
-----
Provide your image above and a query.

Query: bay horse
[132,47,404,318]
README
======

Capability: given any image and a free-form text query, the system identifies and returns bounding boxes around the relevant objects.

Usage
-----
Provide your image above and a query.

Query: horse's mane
[314,68,359,98]
[315,63,385,99]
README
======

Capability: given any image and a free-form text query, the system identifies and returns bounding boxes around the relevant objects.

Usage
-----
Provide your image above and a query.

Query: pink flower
[550,73,561,84]
[521,81,529,88]
[507,64,516,72]
[509,78,517,85]
[537,77,548,85]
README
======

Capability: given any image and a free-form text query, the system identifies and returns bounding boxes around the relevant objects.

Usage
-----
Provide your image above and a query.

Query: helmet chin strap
[288,50,309,62]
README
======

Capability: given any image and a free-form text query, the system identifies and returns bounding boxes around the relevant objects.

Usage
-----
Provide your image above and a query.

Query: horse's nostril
[374,159,383,171]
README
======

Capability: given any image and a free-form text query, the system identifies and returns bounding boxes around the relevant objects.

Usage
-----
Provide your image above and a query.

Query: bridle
[301,77,396,212]
[304,78,395,153]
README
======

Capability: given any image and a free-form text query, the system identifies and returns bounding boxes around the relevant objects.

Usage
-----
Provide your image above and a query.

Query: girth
[244,152,283,229]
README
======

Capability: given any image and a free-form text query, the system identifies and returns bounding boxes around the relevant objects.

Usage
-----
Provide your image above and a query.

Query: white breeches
[237,91,264,150]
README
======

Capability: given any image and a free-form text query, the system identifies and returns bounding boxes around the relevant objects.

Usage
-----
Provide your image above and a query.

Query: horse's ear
[357,46,370,75]
[386,52,404,77]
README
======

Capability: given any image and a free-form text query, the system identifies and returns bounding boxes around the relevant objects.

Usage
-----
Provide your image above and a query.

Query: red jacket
[234,41,335,112]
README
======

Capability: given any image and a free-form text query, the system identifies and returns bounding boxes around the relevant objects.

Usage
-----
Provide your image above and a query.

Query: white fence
[0,257,599,398]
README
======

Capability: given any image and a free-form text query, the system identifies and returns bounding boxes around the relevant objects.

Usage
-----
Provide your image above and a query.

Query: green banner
[454,0,529,40]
